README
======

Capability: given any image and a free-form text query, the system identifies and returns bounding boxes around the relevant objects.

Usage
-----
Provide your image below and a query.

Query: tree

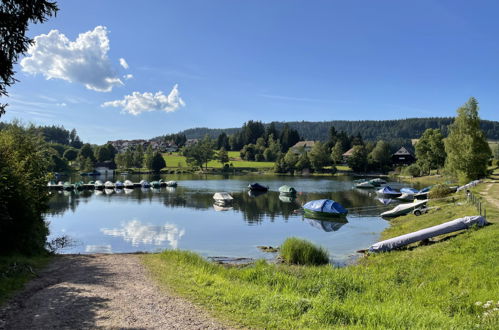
[216,132,229,150]
[368,140,392,172]
[183,135,215,170]
[493,144,499,160]
[347,145,368,172]
[217,147,229,164]
[331,141,344,165]
[0,0,58,116]
[79,143,95,161]
[143,145,154,170]
[295,152,311,171]
[133,145,144,168]
[283,149,299,172]
[308,141,330,172]
[63,148,78,161]
[280,124,300,152]
[444,97,491,182]
[149,152,166,172]
[415,129,446,175]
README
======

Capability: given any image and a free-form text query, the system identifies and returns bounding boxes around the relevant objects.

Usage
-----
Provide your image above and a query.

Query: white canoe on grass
[380,200,428,218]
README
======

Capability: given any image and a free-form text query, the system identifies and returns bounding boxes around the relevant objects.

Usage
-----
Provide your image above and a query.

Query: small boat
[355,181,375,189]
[397,193,414,201]
[369,178,387,186]
[213,192,234,205]
[377,198,395,205]
[414,186,432,200]
[74,181,85,190]
[303,199,348,218]
[278,185,297,196]
[165,181,177,187]
[248,183,268,192]
[376,186,402,198]
[124,180,134,188]
[104,188,115,195]
[114,181,124,189]
[104,181,115,189]
[380,200,428,218]
[140,180,150,188]
[94,180,104,190]
[63,182,75,191]
[400,187,419,194]
[151,181,161,188]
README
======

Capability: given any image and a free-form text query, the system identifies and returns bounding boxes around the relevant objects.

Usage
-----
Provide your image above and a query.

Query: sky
[2,0,499,144]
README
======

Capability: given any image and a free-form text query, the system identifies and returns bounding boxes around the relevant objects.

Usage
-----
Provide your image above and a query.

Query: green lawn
[162,152,274,169]
[143,189,499,328]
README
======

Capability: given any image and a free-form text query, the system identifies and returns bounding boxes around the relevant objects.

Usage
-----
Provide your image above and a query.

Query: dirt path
[0,254,229,329]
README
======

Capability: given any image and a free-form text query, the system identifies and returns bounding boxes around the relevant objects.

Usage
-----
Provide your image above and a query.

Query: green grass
[161,152,275,169]
[0,254,52,304]
[143,192,499,328]
[280,237,329,265]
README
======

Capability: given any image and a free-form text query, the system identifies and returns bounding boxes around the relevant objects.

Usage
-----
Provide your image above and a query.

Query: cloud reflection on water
[101,219,185,249]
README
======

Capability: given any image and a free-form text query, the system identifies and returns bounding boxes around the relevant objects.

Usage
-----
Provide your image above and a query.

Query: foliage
[182,135,215,170]
[444,97,491,182]
[143,196,498,329]
[94,143,116,162]
[368,140,392,172]
[415,128,446,175]
[295,152,311,172]
[401,163,422,177]
[0,0,58,116]
[347,145,368,172]
[0,125,51,254]
[216,132,229,150]
[78,143,95,161]
[428,184,454,199]
[283,149,299,172]
[308,142,329,171]
[217,147,229,164]
[330,141,344,165]
[280,237,329,265]
[150,152,166,172]
[63,148,78,161]
[279,124,301,152]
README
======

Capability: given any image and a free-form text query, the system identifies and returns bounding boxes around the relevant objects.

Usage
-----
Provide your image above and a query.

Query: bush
[402,163,421,177]
[428,184,454,199]
[280,237,329,266]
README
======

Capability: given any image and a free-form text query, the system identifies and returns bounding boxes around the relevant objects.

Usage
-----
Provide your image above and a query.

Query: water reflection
[306,219,347,232]
[101,219,185,249]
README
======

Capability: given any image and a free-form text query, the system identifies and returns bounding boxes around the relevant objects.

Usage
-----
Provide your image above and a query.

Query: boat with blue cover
[376,186,402,198]
[303,199,348,218]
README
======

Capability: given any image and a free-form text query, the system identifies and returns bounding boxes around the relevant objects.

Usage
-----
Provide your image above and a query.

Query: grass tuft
[280,237,329,266]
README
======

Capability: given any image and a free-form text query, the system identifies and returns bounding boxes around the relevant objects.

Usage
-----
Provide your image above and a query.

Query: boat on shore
[380,200,428,218]
[376,186,402,198]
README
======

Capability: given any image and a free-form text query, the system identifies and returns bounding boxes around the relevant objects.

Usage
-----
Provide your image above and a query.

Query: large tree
[368,140,392,172]
[308,141,330,172]
[183,135,215,170]
[1,0,58,116]
[347,145,368,172]
[444,97,491,182]
[330,141,344,165]
[415,128,446,175]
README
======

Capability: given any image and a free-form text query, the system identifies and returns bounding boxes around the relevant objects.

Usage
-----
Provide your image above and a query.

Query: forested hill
[179,118,499,141]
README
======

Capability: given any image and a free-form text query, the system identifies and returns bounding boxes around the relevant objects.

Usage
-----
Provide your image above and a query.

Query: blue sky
[3,0,499,144]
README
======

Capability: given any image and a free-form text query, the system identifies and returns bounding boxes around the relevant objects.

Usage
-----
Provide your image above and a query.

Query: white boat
[124,180,134,188]
[381,200,428,218]
[355,181,375,189]
[104,188,115,195]
[140,180,150,188]
[104,181,115,189]
[213,192,234,205]
[94,180,104,190]
[166,180,177,187]
[397,193,415,201]
[114,181,124,189]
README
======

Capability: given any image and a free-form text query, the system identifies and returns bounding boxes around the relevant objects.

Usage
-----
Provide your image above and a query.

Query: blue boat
[303,199,348,218]
[400,187,419,194]
[376,186,402,198]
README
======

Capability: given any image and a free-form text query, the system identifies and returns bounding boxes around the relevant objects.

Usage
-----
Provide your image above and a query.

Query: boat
[303,199,348,218]
[376,186,402,198]
[380,200,428,218]
[397,188,418,201]
[369,178,387,186]
[369,216,487,252]
[377,198,395,205]
[278,185,296,196]
[114,181,124,189]
[94,180,104,190]
[400,187,419,194]
[63,182,75,191]
[166,180,177,187]
[355,180,375,189]
[414,186,432,200]
[124,180,134,188]
[248,183,269,192]
[213,192,234,205]
[104,181,115,189]
[140,180,150,188]
[74,181,85,190]
[151,181,161,188]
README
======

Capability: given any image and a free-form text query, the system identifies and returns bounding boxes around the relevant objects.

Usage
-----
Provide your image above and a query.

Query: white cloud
[20,26,123,92]
[123,74,133,80]
[102,84,185,115]
[101,219,185,249]
[119,58,129,69]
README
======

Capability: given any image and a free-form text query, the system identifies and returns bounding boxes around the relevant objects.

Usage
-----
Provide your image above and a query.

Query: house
[342,147,355,162]
[290,141,316,154]
[94,161,115,176]
[391,147,415,165]
[185,139,199,147]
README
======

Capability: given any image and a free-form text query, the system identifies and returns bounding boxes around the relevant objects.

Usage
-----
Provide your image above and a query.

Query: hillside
[178,118,499,141]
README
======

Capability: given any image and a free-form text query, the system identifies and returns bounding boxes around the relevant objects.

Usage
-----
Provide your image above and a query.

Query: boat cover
[377,198,394,205]
[303,199,348,215]
[380,200,427,217]
[419,186,432,193]
[400,187,419,194]
[377,186,401,195]
[369,215,487,252]
[279,185,296,193]
[456,180,480,192]
[249,183,268,191]
[213,192,233,201]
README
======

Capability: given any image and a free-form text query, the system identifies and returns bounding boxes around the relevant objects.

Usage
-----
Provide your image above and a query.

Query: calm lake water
[46,174,416,265]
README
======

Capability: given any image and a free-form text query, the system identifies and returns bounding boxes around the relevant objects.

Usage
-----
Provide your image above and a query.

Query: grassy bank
[0,254,52,304]
[143,189,499,328]
[161,151,275,170]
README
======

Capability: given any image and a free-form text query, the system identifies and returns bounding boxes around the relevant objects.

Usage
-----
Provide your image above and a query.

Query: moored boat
[248,183,268,192]
[369,178,387,186]
[104,181,115,189]
[166,180,177,187]
[213,192,234,205]
[376,186,402,198]
[140,180,150,188]
[115,181,124,189]
[63,182,75,191]
[94,180,104,190]
[124,180,134,188]
[151,181,161,188]
[355,180,375,188]
[278,185,297,196]
[303,199,348,218]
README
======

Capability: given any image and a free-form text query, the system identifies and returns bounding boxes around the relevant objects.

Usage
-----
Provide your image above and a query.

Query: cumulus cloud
[123,74,133,80]
[102,84,185,115]
[119,58,129,69]
[20,26,123,92]
[101,219,185,249]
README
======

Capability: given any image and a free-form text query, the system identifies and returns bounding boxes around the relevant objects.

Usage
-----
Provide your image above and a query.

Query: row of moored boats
[47,179,177,191]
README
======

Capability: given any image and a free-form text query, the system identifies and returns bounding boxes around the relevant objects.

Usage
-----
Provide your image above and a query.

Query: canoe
[303,199,348,218]
[278,185,296,195]
[248,183,269,192]
[380,200,428,218]
[376,186,402,198]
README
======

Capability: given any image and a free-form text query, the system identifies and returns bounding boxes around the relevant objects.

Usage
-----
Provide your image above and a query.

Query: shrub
[280,237,329,266]
[428,184,454,199]
[402,163,421,177]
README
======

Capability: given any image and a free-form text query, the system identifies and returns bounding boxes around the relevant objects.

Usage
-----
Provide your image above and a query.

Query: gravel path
[0,254,229,329]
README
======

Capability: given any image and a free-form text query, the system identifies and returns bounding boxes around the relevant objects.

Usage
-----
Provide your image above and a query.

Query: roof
[291,141,316,149]
[393,146,413,156]
[342,147,355,156]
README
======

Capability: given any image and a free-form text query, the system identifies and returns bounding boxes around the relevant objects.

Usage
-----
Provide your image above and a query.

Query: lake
[46,174,415,265]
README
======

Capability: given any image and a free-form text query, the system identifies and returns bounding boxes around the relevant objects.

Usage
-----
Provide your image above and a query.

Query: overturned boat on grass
[380,199,428,218]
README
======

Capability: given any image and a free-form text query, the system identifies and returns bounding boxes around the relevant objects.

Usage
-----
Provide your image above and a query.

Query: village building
[290,141,316,154]
[342,147,355,162]
[391,146,416,165]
